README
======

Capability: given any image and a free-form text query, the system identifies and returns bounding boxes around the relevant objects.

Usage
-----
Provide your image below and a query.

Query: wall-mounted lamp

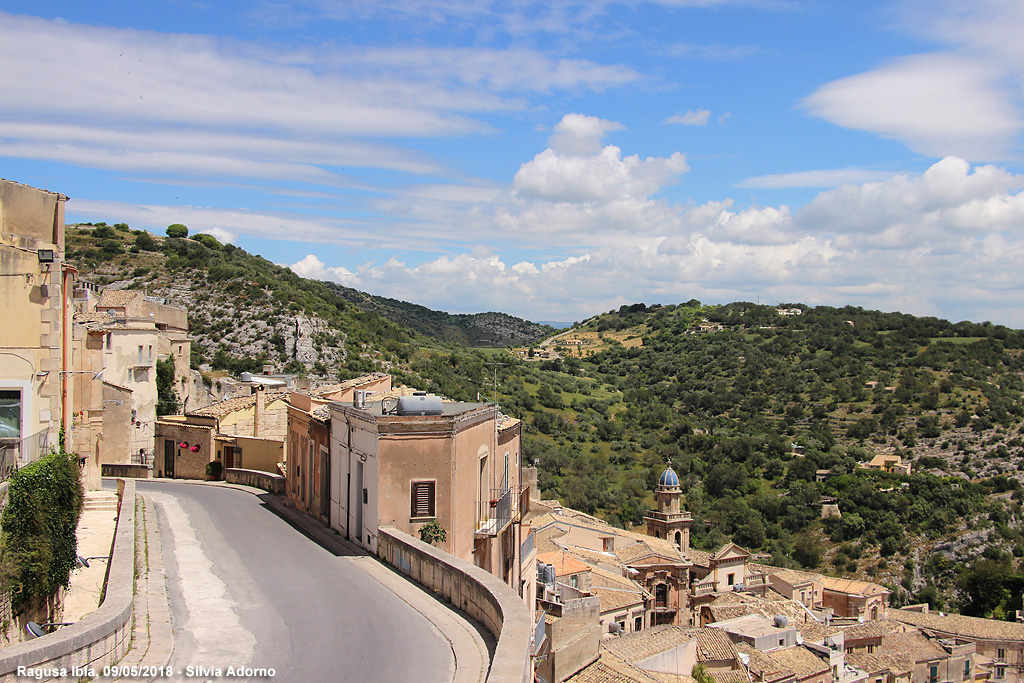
[76,555,109,569]
[37,249,55,264]
[26,621,74,638]
[102,399,123,406]
[35,370,50,379]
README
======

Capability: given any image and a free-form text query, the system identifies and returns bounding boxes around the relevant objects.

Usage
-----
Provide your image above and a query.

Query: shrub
[205,461,223,479]
[0,449,84,612]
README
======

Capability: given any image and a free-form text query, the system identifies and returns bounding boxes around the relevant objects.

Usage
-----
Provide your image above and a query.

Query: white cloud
[803,1,1024,161]
[739,168,900,189]
[664,109,711,126]
[803,54,1021,160]
[547,114,626,156]
[289,254,362,287]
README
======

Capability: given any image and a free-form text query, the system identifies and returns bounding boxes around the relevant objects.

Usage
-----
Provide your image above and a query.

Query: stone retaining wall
[0,479,136,682]
[377,526,532,683]
[224,467,285,494]
[101,463,151,479]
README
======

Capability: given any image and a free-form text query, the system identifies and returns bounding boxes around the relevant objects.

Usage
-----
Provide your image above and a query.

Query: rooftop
[892,608,1024,642]
[537,550,593,577]
[820,576,890,596]
[604,625,737,664]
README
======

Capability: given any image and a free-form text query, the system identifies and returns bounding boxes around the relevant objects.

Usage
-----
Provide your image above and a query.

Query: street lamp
[25,621,74,638]
[60,369,104,381]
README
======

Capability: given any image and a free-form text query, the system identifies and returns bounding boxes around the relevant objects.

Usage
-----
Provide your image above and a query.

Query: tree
[166,223,189,238]
[156,356,180,416]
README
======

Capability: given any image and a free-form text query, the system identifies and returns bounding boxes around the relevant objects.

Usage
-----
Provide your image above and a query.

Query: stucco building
[0,179,76,477]
[329,392,529,593]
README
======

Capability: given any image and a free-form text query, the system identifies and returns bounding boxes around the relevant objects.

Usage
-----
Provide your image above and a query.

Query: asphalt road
[138,481,454,683]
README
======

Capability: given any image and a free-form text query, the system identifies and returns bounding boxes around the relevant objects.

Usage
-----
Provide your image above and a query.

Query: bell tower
[645,462,691,553]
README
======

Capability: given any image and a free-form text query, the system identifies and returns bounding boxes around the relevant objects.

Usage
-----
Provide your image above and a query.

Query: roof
[703,593,813,627]
[713,544,751,561]
[891,608,1024,641]
[593,586,646,614]
[879,631,946,663]
[820,576,890,597]
[658,466,680,488]
[74,311,114,331]
[565,652,661,683]
[749,564,822,587]
[187,392,288,418]
[604,626,737,664]
[311,373,390,397]
[97,288,143,309]
[537,550,593,577]
[846,652,912,677]
[763,646,830,679]
[841,620,901,640]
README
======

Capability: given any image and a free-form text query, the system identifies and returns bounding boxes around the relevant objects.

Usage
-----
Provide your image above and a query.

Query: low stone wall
[0,479,136,682]
[377,526,532,683]
[225,467,285,494]
[101,463,151,478]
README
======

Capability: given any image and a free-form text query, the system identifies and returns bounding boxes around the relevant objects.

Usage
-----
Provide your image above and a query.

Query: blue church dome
[658,466,679,488]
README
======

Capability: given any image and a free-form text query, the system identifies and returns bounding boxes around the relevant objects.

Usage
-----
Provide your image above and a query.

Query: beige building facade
[0,179,75,475]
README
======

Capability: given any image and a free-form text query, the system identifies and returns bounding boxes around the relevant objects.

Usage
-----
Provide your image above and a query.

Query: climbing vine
[0,448,84,612]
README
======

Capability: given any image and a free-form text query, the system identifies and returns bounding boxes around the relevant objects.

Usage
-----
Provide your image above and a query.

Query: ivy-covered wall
[0,450,84,615]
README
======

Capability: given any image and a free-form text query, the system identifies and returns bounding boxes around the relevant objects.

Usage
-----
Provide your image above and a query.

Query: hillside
[64,224,551,377]
[65,223,1024,618]
[324,283,554,347]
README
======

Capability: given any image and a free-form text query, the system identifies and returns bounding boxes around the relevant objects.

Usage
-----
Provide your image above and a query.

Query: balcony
[476,486,518,537]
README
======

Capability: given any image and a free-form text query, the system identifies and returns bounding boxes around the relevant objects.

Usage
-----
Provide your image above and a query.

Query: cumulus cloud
[293,155,1024,327]
[664,109,711,126]
[547,114,626,156]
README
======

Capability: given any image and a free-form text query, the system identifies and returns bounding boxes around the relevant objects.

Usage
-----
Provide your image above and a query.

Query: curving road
[138,480,454,682]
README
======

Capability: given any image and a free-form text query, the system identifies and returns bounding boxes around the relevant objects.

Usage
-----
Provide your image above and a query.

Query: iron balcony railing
[476,486,517,536]
[521,529,535,561]
[0,428,50,482]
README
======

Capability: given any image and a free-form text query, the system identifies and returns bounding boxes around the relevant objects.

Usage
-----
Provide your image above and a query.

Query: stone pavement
[106,479,494,683]
[63,490,119,623]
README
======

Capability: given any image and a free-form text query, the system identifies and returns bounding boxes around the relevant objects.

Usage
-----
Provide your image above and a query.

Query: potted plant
[205,460,223,481]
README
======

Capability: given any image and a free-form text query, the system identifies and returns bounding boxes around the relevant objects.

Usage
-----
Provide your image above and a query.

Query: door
[320,445,330,522]
[164,439,175,478]
[355,460,364,542]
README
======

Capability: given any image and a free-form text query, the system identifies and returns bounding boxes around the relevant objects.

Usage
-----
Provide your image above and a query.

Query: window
[728,573,735,586]
[634,616,642,632]
[655,584,668,607]
[411,481,436,518]
[965,660,971,679]
[106,333,112,350]
[570,574,578,589]
[997,649,1006,662]
[0,390,21,439]
[504,450,510,491]
[996,666,1006,680]
[930,665,938,683]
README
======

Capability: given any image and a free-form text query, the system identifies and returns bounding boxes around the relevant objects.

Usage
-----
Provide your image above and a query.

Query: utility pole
[485,361,506,404]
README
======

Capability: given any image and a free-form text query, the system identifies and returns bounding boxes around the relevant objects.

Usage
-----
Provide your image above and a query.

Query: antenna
[484,361,506,404]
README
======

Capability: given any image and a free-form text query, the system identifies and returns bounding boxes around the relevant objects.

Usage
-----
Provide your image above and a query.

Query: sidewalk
[108,479,494,683]
[63,490,119,623]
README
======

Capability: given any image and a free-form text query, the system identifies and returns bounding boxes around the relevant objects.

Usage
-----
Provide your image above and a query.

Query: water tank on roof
[397,394,443,416]
[774,614,788,628]
[240,372,253,383]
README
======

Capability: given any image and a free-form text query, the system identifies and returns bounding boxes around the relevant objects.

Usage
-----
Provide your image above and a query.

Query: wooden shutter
[411,481,435,518]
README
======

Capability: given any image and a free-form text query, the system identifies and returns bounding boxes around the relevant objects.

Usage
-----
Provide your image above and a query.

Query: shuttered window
[411,481,435,518]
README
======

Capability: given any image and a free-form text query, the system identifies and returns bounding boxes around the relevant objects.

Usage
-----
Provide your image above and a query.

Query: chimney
[254,386,265,437]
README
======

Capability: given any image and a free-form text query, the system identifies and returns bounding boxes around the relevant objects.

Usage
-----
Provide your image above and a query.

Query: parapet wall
[225,467,285,494]
[377,526,532,683]
[101,463,151,479]
[0,479,136,682]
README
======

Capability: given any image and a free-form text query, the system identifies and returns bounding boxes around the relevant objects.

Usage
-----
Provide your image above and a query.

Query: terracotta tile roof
[688,549,712,568]
[704,592,816,626]
[846,652,912,677]
[736,644,794,683]
[713,544,751,561]
[97,289,143,308]
[74,311,115,330]
[763,646,830,679]
[879,631,945,662]
[566,652,661,683]
[841,620,901,640]
[311,373,390,397]
[538,550,593,577]
[794,622,842,642]
[892,608,1024,641]
[749,564,822,587]
[186,392,288,418]
[604,626,737,665]
[593,586,646,614]
[820,576,889,596]
[310,405,331,422]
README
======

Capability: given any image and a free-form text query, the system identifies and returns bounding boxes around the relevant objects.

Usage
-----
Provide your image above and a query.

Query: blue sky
[3,1,1024,325]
